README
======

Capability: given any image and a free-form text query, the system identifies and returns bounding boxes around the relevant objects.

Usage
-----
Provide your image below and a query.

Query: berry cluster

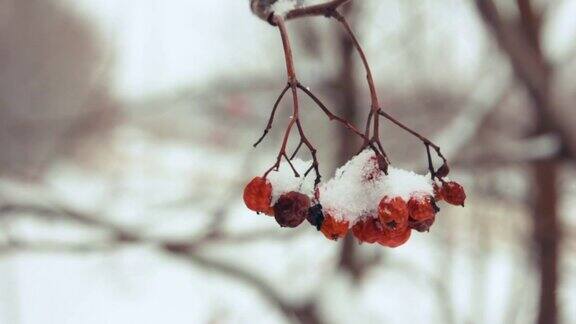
[243,151,465,248]
[245,0,468,247]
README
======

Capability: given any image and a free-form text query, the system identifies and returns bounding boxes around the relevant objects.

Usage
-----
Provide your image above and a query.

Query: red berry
[273,191,310,228]
[433,183,443,201]
[378,226,411,248]
[407,195,436,221]
[353,215,412,247]
[352,216,383,243]
[440,181,466,206]
[377,209,410,248]
[378,196,409,229]
[320,212,349,240]
[409,216,435,232]
[243,177,273,215]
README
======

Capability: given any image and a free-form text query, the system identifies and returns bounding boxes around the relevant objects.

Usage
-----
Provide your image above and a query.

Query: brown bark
[532,158,559,324]
[474,1,563,323]
[333,2,364,279]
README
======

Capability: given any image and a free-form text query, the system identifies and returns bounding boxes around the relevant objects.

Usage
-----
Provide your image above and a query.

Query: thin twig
[297,83,366,139]
[330,10,453,172]
[331,11,390,167]
[262,15,322,185]
[254,83,290,147]
[289,140,304,160]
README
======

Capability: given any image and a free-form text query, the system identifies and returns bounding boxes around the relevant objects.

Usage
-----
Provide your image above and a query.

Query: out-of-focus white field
[0,0,575,323]
[0,125,574,324]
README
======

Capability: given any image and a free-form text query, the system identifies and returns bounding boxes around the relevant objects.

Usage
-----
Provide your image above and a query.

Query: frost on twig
[250,0,299,21]
[250,0,351,23]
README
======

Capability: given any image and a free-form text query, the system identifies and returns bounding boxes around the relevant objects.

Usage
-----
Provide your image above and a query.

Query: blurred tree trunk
[475,1,564,323]
[532,158,559,324]
[517,3,560,323]
[333,2,364,279]
[0,0,116,179]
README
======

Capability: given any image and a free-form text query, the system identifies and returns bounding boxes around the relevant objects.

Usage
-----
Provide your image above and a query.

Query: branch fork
[253,0,450,187]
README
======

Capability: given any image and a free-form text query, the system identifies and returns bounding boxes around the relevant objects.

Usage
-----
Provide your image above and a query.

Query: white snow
[271,0,298,16]
[379,168,434,200]
[319,150,433,225]
[266,158,315,204]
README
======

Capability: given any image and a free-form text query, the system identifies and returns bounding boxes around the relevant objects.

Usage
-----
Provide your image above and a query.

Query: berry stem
[256,1,451,186]
[425,144,435,180]
[332,10,450,173]
[331,11,390,170]
[289,140,304,160]
[297,83,366,139]
[262,15,322,185]
[378,110,447,164]
[253,83,290,147]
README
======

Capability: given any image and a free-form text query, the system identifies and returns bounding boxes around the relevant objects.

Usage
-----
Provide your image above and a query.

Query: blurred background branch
[0,0,575,323]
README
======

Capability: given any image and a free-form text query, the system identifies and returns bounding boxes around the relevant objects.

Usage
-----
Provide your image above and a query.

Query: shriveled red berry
[409,216,435,232]
[378,226,411,248]
[407,195,436,221]
[436,163,450,178]
[273,191,310,228]
[243,177,273,214]
[378,196,409,229]
[320,212,349,241]
[440,181,466,206]
[352,216,383,243]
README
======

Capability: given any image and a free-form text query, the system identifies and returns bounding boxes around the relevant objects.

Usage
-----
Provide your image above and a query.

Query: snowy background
[0,0,575,323]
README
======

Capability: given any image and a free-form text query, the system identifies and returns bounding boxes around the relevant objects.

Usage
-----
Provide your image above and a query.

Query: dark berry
[409,216,436,232]
[273,191,310,228]
[307,203,325,231]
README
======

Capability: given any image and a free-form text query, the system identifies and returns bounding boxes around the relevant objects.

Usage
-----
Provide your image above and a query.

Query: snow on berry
[243,149,464,248]
[273,191,311,228]
[243,177,273,215]
[266,158,315,204]
[440,181,466,206]
[319,150,433,226]
[379,168,434,201]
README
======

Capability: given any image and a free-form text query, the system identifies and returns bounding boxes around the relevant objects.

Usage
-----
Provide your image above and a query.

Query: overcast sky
[65,0,576,101]
[66,0,277,100]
